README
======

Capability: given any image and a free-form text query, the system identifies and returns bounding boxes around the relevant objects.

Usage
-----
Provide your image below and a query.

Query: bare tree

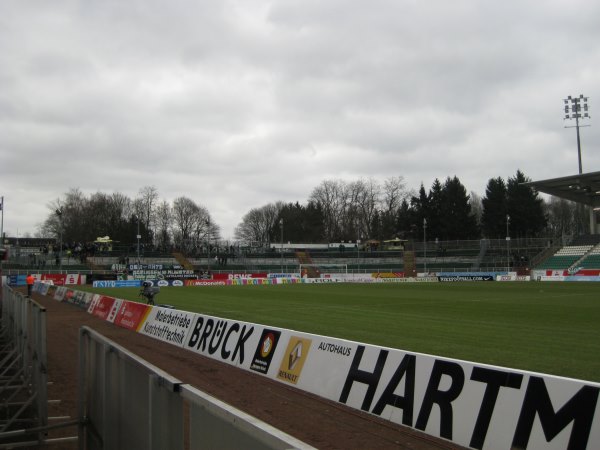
[171,197,218,253]
[154,200,173,251]
[234,202,283,246]
[382,176,407,214]
[354,178,380,239]
[380,176,410,239]
[309,180,347,241]
[191,205,212,253]
[171,197,201,252]
[40,198,65,241]
[545,197,587,239]
[61,188,87,242]
[137,186,159,240]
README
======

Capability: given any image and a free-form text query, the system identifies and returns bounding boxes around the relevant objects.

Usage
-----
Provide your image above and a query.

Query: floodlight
[563,94,590,174]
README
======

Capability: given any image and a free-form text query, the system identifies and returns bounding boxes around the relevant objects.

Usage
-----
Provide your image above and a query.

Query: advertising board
[213,273,268,280]
[89,295,117,320]
[185,279,227,286]
[43,284,600,448]
[113,301,150,330]
[178,314,600,449]
[138,307,196,347]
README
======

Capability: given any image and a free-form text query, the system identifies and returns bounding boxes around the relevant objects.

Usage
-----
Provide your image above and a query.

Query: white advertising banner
[53,286,67,301]
[138,306,197,348]
[496,275,532,282]
[105,298,124,323]
[86,294,101,314]
[134,308,600,449]
[183,314,270,371]
[375,276,439,283]
[292,340,600,449]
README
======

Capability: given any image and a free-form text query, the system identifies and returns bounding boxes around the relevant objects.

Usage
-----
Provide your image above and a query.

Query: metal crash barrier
[78,326,314,450]
[0,284,49,447]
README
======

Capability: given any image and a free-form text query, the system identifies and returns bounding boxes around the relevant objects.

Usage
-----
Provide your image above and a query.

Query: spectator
[26,274,35,297]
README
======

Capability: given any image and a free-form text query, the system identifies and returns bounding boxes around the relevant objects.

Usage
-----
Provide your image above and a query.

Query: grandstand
[3,232,600,277]
[535,234,600,272]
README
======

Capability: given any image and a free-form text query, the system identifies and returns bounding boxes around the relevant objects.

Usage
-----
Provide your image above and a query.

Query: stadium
[1,171,600,449]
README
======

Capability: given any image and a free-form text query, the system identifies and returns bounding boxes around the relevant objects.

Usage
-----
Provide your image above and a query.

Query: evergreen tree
[440,176,479,240]
[304,201,326,242]
[506,170,547,238]
[481,177,508,238]
[428,178,444,240]
[272,201,326,243]
[396,198,414,240]
[410,184,430,239]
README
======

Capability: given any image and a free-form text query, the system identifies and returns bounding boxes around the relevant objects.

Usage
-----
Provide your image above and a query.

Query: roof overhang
[523,171,600,208]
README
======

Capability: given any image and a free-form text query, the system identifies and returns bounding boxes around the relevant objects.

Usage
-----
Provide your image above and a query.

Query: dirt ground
[27,290,464,450]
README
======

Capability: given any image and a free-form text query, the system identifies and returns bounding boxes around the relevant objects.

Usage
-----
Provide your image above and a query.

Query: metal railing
[0,285,49,447]
[78,326,314,450]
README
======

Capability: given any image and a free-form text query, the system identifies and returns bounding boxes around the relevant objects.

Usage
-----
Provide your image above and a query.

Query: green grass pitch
[80,282,600,382]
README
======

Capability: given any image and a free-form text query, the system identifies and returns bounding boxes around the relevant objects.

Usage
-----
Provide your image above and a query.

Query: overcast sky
[1,0,598,240]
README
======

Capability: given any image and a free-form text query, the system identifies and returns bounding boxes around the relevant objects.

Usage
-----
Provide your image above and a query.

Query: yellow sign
[277,337,312,385]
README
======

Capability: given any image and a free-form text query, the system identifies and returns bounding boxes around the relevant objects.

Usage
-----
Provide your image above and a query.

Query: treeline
[235,171,588,245]
[40,187,219,252]
[38,170,589,249]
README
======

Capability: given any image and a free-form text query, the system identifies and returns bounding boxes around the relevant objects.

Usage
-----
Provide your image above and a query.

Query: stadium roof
[524,171,600,209]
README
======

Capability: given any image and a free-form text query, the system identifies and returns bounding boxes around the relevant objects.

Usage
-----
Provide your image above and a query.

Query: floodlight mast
[56,208,63,272]
[279,218,283,273]
[563,95,591,174]
[423,218,427,274]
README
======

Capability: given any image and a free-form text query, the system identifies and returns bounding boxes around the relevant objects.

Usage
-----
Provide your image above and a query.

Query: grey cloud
[0,0,599,238]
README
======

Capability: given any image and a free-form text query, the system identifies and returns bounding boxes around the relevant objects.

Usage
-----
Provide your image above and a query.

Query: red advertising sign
[42,274,67,286]
[212,273,268,280]
[114,301,150,331]
[65,273,82,285]
[90,295,116,320]
[571,269,600,276]
[64,289,76,303]
[545,269,600,277]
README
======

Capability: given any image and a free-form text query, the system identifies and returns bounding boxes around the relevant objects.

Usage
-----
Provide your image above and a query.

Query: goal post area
[299,263,348,276]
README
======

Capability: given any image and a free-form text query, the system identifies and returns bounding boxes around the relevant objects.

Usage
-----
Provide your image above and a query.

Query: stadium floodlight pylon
[564,94,591,174]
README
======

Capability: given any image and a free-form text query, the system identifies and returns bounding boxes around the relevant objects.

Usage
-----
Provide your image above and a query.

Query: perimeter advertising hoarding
[89,295,117,321]
[8,274,26,286]
[43,286,600,449]
[63,289,76,303]
[113,301,151,331]
[140,309,283,372]
[105,298,124,323]
[371,272,405,278]
[65,273,85,285]
[42,274,66,286]
[185,279,227,286]
[212,273,268,280]
[138,306,196,347]
[137,308,600,449]
[439,275,495,282]
[496,275,531,281]
[537,269,600,277]
[375,277,438,283]
[86,294,102,314]
[326,344,599,449]
[35,281,51,296]
[92,280,141,288]
[68,290,85,306]
[53,286,67,301]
